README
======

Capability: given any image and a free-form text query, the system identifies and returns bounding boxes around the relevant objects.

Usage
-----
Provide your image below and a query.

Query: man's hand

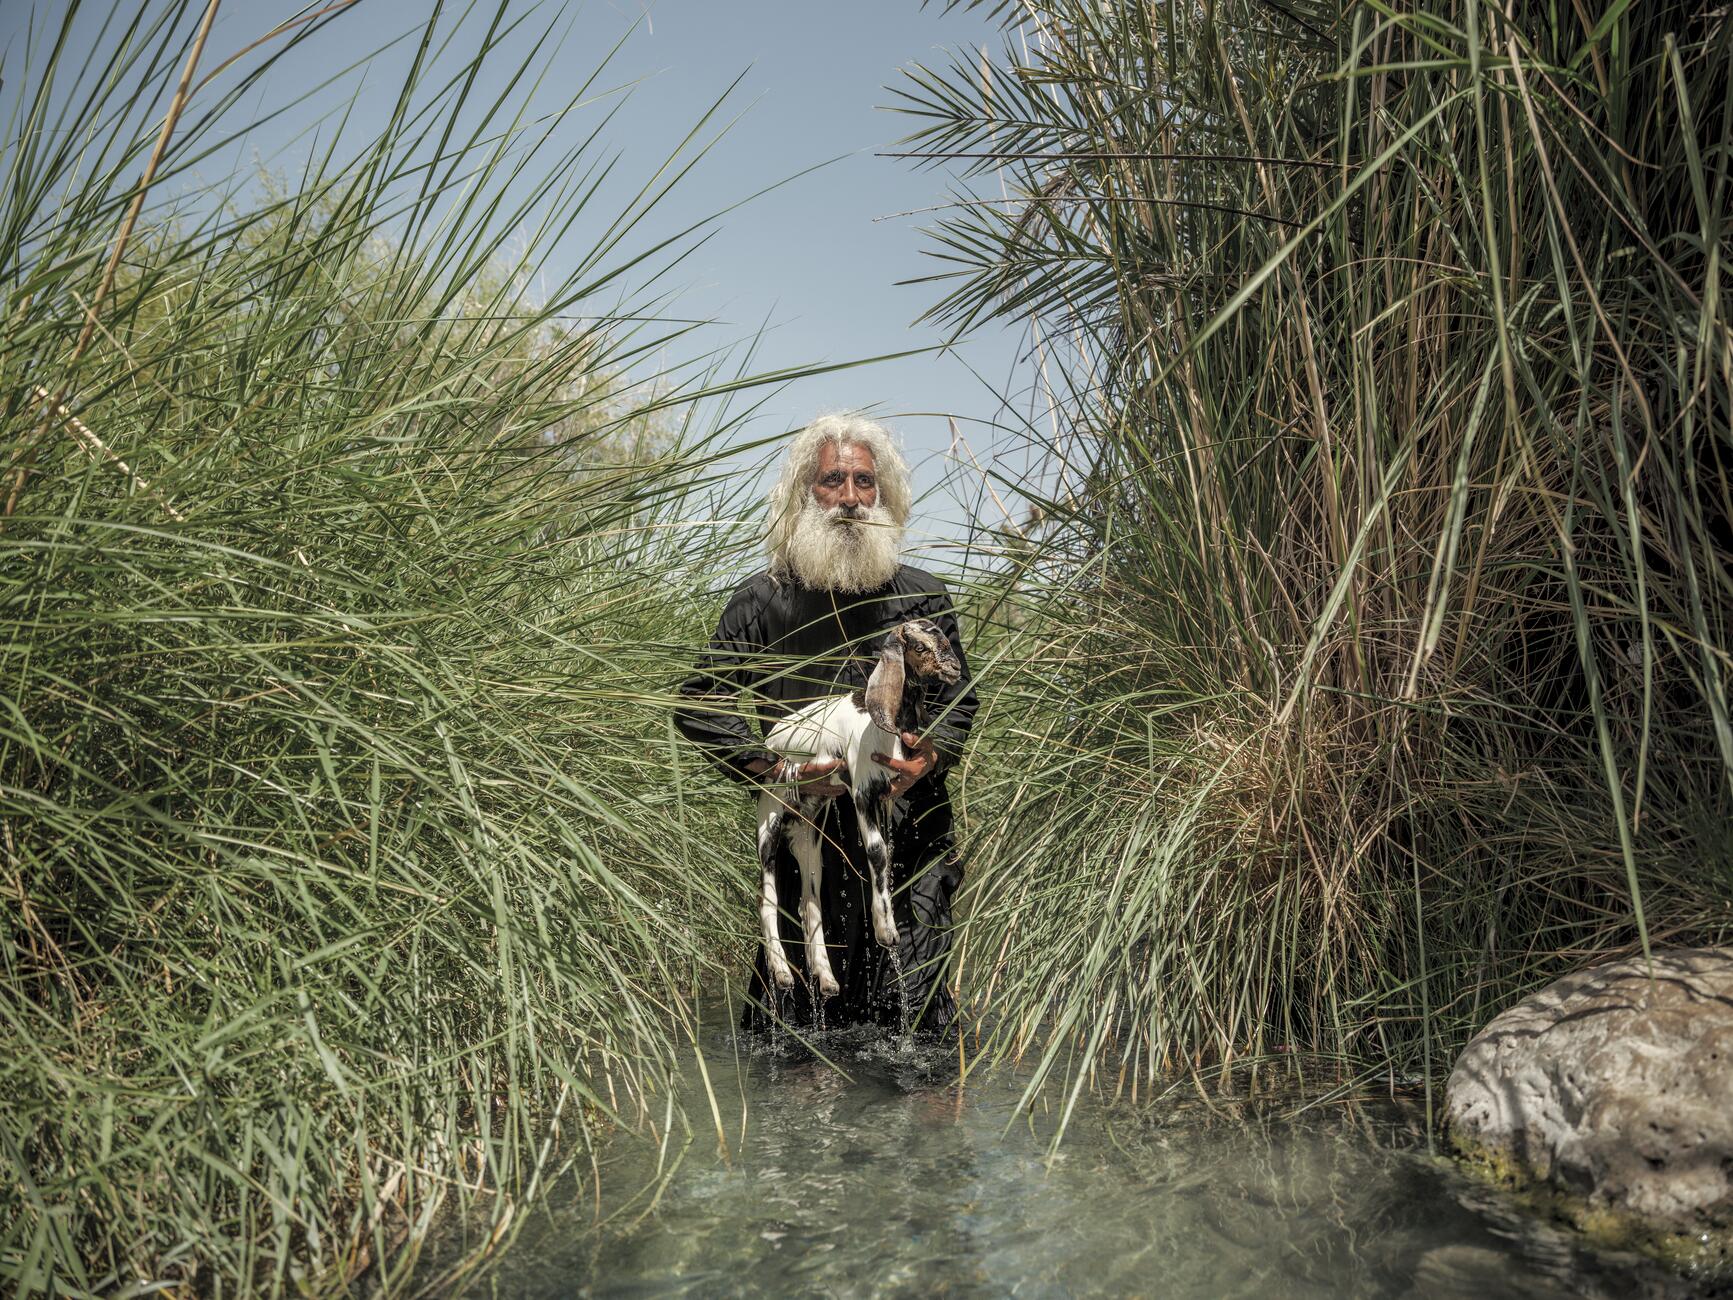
[749,756,850,800]
[790,757,850,799]
[872,731,938,799]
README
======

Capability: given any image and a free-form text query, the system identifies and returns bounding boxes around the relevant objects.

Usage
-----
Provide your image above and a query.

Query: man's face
[782,435,901,592]
[812,442,878,514]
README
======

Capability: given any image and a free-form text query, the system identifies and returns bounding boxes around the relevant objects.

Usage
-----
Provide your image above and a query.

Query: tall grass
[0,3,795,1291]
[901,1,1733,1103]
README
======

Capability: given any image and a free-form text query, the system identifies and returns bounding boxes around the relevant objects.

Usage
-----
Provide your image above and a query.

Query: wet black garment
[674,565,977,1036]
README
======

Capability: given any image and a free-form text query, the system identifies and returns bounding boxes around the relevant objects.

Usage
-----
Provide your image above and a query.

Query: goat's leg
[852,792,899,948]
[755,794,795,990]
[787,811,840,998]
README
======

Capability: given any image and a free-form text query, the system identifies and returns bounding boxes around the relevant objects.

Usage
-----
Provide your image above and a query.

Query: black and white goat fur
[756,618,961,997]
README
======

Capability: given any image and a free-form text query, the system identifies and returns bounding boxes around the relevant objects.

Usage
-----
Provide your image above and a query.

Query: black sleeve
[675,583,777,787]
[914,579,978,773]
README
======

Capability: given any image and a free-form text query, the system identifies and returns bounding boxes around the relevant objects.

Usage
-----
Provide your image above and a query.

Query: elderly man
[675,414,977,1035]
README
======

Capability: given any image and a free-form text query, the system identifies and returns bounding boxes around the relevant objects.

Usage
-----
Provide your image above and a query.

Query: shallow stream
[472,1011,1704,1298]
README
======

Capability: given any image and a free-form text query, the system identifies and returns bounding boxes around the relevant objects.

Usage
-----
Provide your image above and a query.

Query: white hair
[767,414,912,592]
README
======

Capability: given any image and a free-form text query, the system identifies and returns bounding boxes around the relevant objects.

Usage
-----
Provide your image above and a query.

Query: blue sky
[2,1,1045,555]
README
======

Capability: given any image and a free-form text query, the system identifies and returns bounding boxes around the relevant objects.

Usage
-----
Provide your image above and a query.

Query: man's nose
[838,477,860,506]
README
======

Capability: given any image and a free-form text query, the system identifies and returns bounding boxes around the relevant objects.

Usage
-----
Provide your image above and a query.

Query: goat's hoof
[769,962,796,990]
[874,924,900,949]
[817,975,840,999]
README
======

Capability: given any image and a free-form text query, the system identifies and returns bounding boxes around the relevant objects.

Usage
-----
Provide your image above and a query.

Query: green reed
[0,2,819,1291]
[902,0,1733,1111]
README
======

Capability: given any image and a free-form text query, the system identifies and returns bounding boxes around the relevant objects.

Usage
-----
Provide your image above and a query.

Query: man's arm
[918,579,978,773]
[674,584,852,796]
[674,585,779,786]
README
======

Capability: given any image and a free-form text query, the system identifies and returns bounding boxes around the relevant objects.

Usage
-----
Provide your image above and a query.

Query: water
[470,1014,1708,1299]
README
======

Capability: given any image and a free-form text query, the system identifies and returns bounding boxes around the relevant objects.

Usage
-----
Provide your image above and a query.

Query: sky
[1,1,1048,559]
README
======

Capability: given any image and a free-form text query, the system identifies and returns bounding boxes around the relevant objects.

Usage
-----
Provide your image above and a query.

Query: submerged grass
[902,1,1733,1099]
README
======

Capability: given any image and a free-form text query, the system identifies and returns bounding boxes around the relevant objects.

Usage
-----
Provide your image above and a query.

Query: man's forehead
[816,441,876,472]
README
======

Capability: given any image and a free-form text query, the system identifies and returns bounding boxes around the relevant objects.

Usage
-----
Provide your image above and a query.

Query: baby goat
[756,617,961,997]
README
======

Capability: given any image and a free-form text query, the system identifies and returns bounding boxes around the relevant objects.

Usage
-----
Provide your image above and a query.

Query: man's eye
[856,475,875,488]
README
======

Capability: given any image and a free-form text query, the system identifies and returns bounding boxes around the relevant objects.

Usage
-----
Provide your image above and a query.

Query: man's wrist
[926,740,953,777]
[748,756,814,788]
[743,754,784,785]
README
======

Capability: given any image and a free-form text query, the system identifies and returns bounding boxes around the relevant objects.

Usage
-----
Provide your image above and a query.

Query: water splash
[885,946,911,1038]
[766,980,788,1050]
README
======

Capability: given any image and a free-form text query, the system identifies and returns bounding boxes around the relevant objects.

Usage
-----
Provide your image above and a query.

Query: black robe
[674,564,977,1035]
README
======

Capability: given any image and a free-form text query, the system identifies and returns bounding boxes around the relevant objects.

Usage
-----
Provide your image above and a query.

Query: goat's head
[863,618,961,732]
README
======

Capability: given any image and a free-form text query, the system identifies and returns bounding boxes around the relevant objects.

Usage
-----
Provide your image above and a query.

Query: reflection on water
[474,1012,1705,1299]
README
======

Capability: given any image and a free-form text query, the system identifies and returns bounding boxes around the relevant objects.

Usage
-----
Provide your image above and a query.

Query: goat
[755,617,961,997]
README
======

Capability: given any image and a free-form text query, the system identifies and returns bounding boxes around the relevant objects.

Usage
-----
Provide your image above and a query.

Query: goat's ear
[863,632,904,732]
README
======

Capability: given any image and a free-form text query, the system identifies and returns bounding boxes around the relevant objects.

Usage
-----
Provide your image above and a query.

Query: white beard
[784,498,903,593]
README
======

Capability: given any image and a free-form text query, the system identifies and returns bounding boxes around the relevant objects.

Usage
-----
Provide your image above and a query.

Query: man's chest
[753,588,917,702]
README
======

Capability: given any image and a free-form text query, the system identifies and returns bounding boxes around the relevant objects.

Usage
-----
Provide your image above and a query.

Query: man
[675,414,977,1035]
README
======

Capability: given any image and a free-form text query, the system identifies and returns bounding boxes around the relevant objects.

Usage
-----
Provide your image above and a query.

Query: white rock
[1445,946,1733,1249]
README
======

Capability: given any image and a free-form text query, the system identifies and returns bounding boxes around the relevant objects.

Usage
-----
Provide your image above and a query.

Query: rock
[1444,947,1733,1272]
